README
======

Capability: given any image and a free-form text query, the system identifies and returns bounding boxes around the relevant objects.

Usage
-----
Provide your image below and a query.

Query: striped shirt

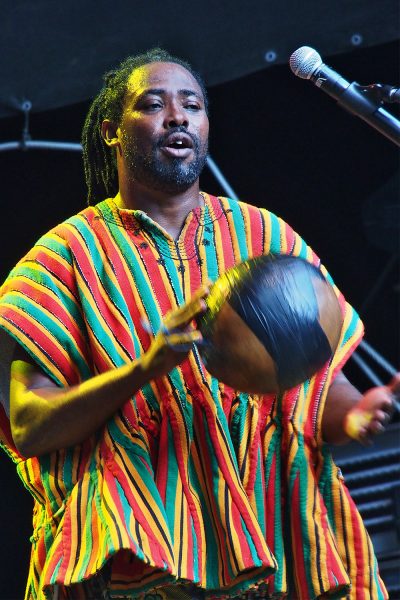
[0,193,387,599]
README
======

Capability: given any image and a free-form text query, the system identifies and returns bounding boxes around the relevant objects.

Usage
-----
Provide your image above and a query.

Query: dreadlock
[82,48,208,205]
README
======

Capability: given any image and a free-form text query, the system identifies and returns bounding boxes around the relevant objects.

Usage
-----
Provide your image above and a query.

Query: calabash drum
[198,254,342,394]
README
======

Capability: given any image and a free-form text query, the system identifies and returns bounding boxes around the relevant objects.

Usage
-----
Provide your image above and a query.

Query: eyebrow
[136,88,203,101]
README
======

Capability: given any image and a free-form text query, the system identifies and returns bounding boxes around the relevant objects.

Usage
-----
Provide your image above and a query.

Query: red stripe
[33,244,78,293]
[265,453,276,552]
[185,515,194,580]
[344,486,368,600]
[2,308,80,383]
[282,222,295,255]
[182,214,202,295]
[247,205,265,257]
[102,441,171,569]
[195,392,272,564]
[16,280,89,360]
[155,415,169,505]
[212,197,236,270]
[193,399,230,584]
[160,386,204,577]
[91,220,147,350]
[67,229,135,355]
[291,473,309,598]
[230,495,253,567]
[136,242,175,315]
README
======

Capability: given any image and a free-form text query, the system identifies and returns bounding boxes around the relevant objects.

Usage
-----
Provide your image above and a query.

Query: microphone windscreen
[289,46,322,79]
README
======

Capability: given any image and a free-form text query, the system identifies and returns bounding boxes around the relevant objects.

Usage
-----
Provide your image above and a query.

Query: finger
[344,409,372,441]
[165,290,209,329]
[358,433,373,447]
[364,418,384,435]
[388,372,400,394]
[373,408,391,424]
[141,318,154,335]
[379,393,396,419]
[165,330,203,351]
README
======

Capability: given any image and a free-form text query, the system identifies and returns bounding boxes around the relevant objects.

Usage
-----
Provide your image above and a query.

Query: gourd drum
[198,254,342,394]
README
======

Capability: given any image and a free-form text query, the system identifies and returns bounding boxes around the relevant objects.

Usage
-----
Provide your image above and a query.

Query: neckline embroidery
[97,192,226,261]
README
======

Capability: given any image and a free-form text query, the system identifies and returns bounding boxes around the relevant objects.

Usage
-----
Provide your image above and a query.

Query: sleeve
[0,227,93,388]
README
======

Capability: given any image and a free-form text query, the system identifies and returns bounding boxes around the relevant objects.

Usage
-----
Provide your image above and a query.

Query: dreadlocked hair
[82,48,208,205]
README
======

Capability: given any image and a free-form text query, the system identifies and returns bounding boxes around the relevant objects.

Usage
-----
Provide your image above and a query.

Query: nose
[164,101,189,129]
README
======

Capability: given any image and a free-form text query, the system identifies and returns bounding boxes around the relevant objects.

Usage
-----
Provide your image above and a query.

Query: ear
[101,119,120,148]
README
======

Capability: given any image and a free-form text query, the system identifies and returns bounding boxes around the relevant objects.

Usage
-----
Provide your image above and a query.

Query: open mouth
[162,132,194,150]
[160,132,195,158]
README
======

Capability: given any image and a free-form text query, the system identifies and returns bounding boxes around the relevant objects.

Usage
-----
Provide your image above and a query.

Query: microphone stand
[329,81,400,146]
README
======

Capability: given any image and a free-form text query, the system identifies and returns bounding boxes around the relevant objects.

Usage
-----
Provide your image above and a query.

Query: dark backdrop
[0,40,399,598]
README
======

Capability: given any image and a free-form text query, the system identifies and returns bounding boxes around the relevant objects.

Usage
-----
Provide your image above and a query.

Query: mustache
[156,126,200,150]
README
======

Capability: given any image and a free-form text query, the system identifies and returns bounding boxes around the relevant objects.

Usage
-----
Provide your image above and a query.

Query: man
[0,48,396,600]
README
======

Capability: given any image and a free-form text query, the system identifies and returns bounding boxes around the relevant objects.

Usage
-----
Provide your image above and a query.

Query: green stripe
[268,212,284,255]
[106,221,166,331]
[36,233,73,264]
[6,292,91,379]
[77,473,94,580]
[6,263,87,334]
[202,205,219,281]
[226,199,249,262]
[70,216,139,336]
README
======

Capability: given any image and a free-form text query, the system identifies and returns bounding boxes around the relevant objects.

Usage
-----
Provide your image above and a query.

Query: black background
[0,40,399,598]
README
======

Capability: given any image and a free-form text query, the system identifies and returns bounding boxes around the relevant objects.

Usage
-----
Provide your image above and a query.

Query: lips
[160,131,195,158]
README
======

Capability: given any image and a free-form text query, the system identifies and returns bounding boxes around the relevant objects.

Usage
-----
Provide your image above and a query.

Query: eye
[143,101,163,111]
[185,102,201,111]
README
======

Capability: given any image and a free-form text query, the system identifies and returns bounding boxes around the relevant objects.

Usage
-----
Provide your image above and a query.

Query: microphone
[289,46,400,146]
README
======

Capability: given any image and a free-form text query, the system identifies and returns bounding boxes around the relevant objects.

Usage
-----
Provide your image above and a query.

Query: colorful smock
[0,193,388,599]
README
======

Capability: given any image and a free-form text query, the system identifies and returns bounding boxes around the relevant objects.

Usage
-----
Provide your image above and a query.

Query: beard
[122,127,209,194]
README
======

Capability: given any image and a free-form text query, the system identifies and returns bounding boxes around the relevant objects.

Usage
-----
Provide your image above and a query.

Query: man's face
[117,62,209,194]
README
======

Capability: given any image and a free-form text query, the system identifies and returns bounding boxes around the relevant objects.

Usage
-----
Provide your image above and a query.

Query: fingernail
[141,318,153,334]
[200,299,208,311]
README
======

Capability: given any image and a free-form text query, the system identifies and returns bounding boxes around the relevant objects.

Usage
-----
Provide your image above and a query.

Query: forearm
[10,358,149,457]
[322,370,362,444]
[322,369,396,445]
[9,285,208,458]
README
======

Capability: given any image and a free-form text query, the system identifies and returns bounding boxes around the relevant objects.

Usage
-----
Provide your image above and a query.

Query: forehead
[126,62,203,100]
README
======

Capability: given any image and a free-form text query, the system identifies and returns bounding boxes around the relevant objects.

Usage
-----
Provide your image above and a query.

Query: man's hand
[9,285,208,457]
[140,284,208,379]
[323,370,398,445]
[343,373,399,444]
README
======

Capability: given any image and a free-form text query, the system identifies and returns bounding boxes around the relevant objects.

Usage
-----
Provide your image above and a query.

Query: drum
[198,254,342,394]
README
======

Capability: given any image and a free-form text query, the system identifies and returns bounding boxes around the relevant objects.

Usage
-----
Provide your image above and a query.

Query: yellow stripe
[213,213,225,274]
[71,475,94,579]
[260,209,272,253]
[0,312,68,385]
[94,219,151,351]
[69,233,134,343]
[115,445,174,564]
[6,289,89,368]
[173,477,183,564]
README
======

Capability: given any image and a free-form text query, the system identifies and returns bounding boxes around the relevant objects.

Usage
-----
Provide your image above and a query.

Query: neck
[115,177,203,239]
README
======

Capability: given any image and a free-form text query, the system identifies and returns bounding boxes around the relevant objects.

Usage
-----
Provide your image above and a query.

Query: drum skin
[198,255,342,394]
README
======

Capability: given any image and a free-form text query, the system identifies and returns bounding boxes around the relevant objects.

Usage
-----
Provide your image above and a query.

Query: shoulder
[204,192,284,224]
[1,203,104,291]
[206,192,301,251]
[26,202,104,260]
[204,192,313,263]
